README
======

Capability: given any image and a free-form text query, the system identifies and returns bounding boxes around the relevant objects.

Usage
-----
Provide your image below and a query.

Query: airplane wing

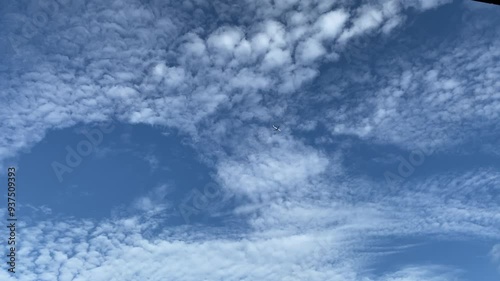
[473,0,500,5]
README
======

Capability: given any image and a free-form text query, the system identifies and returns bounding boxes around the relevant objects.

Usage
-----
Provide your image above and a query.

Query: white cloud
[297,37,326,63]
[262,47,291,69]
[106,85,139,99]
[182,33,207,56]
[0,0,456,164]
[250,32,271,55]
[315,9,349,40]
[491,244,500,269]
[217,134,329,200]
[207,26,244,53]
[152,63,167,77]
[338,5,385,42]
[0,1,495,280]
[374,265,462,281]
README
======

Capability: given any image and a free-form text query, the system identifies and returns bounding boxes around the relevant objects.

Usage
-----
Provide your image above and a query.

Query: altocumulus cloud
[1,0,499,280]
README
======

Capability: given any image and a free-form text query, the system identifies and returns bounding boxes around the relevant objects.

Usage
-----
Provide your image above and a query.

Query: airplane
[473,0,500,5]
[272,125,281,132]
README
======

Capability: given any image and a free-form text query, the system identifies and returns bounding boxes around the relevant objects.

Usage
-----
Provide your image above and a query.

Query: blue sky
[1,0,500,280]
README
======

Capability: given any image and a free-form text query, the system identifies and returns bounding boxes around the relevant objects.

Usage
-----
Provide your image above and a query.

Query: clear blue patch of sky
[12,122,215,220]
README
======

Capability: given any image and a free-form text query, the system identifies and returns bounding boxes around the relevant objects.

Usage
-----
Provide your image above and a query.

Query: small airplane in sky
[473,0,500,5]
[272,125,281,132]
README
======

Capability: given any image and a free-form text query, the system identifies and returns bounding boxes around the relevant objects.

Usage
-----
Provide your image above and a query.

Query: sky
[0,0,500,280]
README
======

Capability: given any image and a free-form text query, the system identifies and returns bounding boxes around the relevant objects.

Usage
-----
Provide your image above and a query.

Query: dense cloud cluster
[0,0,499,280]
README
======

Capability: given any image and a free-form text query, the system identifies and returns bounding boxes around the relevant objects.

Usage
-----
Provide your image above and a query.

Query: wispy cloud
[1,0,498,280]
[492,244,500,270]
